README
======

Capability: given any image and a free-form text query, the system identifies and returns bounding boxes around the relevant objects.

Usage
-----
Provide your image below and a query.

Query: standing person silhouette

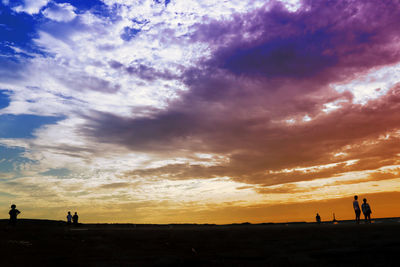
[9,204,21,226]
[67,211,72,225]
[72,212,79,226]
[361,198,372,223]
[353,195,361,224]
[316,213,321,224]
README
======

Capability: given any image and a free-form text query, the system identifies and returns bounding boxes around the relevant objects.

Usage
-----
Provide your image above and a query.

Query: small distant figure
[353,195,361,224]
[67,211,72,225]
[316,213,321,224]
[72,212,79,226]
[9,204,21,226]
[361,198,372,223]
[332,213,337,223]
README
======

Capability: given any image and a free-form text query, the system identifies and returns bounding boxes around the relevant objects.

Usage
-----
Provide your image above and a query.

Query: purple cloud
[82,0,400,186]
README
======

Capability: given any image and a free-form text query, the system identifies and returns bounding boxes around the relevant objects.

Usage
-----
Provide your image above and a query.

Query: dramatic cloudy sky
[1,0,400,223]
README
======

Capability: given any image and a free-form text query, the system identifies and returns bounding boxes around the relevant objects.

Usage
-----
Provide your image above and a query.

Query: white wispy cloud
[42,3,77,22]
[12,0,50,15]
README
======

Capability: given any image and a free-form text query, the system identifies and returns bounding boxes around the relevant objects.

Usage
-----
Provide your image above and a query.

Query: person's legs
[355,210,360,224]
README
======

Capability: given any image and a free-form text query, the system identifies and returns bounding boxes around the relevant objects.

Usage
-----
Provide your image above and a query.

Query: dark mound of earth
[1,219,400,266]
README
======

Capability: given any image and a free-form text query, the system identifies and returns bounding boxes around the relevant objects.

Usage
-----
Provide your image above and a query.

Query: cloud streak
[83,0,400,189]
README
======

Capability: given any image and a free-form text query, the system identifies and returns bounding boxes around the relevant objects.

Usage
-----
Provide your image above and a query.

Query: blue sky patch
[0,4,42,57]
[1,0,24,9]
[0,114,62,138]
[0,145,35,173]
[53,0,105,12]
[0,90,11,109]
[121,27,141,41]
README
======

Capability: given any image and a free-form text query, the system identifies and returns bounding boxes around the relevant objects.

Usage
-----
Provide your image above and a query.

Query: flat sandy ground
[1,219,400,266]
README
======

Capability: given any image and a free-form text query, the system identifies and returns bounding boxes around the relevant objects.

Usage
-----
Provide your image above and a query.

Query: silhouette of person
[9,204,21,226]
[316,213,321,224]
[332,213,337,223]
[72,212,79,226]
[353,195,361,224]
[361,198,372,223]
[67,211,72,225]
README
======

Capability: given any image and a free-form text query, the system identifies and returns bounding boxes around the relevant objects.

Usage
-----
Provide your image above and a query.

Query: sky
[0,0,400,223]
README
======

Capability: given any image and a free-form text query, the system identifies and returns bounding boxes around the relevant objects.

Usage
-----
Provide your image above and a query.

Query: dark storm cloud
[83,0,400,186]
[193,0,400,88]
[84,111,199,151]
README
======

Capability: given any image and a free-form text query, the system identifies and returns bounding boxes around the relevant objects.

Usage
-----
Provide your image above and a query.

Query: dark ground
[1,218,400,266]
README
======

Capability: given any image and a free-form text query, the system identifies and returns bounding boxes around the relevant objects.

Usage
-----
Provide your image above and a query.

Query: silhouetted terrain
[1,218,400,266]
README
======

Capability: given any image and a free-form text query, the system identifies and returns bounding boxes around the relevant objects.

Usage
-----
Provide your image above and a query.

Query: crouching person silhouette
[9,204,21,226]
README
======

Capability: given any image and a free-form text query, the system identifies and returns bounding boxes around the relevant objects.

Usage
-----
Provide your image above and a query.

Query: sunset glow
[1,0,400,223]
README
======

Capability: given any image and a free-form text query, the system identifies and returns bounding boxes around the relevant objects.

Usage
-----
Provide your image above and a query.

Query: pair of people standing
[67,211,79,226]
[353,195,372,223]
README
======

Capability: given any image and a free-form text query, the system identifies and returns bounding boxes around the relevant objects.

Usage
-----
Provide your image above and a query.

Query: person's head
[363,198,367,203]
[354,195,358,200]
[11,204,16,209]
[68,211,71,214]
[74,212,77,215]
